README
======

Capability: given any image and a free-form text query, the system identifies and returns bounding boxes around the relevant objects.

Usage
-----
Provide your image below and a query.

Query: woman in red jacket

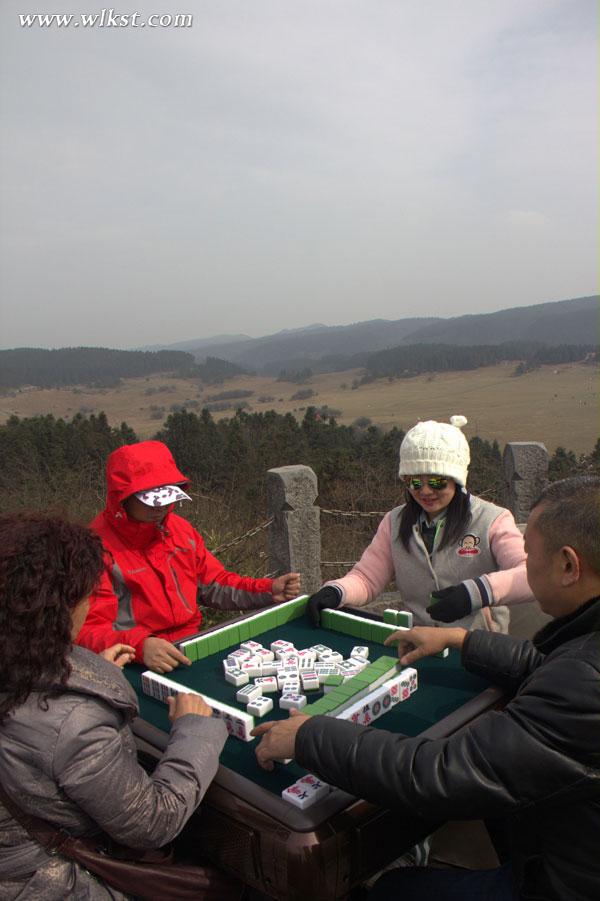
[76,440,300,673]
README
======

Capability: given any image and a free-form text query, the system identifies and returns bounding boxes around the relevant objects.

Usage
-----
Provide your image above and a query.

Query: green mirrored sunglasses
[405,476,449,491]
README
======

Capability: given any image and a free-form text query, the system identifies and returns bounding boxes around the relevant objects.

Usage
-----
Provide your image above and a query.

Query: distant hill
[3,296,597,389]
[0,347,195,389]
[400,296,598,346]
[184,317,442,373]
[145,295,597,375]
[140,333,251,352]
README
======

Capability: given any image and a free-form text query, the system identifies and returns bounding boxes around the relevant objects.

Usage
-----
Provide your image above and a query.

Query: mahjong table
[124,599,506,900]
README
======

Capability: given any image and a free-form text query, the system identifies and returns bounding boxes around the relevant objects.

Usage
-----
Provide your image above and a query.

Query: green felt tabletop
[124,616,492,797]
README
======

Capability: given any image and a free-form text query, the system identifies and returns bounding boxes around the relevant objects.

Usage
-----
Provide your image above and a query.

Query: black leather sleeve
[295,652,600,822]
[462,630,544,694]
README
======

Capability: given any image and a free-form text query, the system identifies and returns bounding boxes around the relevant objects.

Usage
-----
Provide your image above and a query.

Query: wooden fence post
[267,465,322,595]
[503,442,549,522]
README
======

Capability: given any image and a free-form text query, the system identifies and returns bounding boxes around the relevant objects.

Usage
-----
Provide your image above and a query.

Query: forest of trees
[1,407,598,515]
[362,342,597,381]
[1,339,596,390]
[0,347,196,388]
[0,348,251,389]
[1,407,597,583]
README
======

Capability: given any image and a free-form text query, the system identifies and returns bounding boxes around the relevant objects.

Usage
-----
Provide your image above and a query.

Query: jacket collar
[533,595,600,654]
[104,507,171,550]
[65,646,139,716]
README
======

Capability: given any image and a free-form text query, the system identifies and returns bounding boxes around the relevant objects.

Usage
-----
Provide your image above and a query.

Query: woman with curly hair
[0,514,229,900]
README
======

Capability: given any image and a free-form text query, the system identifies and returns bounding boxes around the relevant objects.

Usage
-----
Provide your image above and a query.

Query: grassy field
[1,362,597,454]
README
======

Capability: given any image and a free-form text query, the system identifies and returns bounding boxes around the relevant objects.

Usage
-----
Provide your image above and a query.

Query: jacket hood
[105,441,188,516]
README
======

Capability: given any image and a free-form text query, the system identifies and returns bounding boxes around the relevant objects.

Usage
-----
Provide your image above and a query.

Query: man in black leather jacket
[253,476,600,901]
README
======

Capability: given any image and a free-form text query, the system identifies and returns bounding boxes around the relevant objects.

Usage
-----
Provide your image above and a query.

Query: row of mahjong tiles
[178,600,418,665]
[142,662,417,808]
[142,650,413,736]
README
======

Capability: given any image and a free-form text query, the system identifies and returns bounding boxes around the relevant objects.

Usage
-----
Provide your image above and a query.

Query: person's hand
[100,644,136,668]
[384,626,467,665]
[427,583,484,622]
[167,692,213,722]
[306,586,341,627]
[252,709,310,771]
[143,637,192,673]
[271,572,301,602]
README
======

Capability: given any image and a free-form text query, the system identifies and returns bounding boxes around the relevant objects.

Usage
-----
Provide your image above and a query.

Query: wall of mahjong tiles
[124,616,492,798]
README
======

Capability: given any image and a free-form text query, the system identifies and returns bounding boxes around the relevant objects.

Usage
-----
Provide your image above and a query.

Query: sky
[0,0,597,350]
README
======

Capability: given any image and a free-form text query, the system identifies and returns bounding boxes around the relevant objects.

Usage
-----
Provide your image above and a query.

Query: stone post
[503,442,549,522]
[267,465,321,595]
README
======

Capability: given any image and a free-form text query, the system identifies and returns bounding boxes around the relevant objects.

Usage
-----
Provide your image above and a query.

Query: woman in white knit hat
[307,415,533,632]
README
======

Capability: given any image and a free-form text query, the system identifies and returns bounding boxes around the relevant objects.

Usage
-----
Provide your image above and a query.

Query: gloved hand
[307,586,342,627]
[427,582,486,623]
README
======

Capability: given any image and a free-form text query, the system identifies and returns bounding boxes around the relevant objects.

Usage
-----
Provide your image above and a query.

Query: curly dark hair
[0,514,104,723]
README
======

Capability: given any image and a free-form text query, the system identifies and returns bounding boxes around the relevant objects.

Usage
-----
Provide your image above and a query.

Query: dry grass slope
[0,362,597,454]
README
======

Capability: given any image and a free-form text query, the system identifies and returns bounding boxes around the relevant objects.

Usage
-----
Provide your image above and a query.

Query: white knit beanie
[398,415,470,486]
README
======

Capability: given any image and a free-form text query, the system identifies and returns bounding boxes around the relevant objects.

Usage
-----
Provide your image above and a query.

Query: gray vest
[389,495,510,632]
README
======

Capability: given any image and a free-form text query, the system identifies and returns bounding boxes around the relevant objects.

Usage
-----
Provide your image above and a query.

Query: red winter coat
[76,441,274,661]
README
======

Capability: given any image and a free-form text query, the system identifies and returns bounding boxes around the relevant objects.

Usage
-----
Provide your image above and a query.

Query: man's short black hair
[532,476,600,574]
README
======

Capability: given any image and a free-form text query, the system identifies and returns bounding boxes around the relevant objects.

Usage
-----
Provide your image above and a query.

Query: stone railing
[267,442,549,591]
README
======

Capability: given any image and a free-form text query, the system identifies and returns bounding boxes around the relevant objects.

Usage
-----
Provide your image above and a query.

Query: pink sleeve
[485,510,534,606]
[325,512,395,607]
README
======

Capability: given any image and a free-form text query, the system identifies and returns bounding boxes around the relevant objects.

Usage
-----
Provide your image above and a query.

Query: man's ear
[559,545,580,586]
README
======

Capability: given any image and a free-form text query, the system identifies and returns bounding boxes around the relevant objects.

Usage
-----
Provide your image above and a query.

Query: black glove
[427,583,473,623]
[307,586,342,627]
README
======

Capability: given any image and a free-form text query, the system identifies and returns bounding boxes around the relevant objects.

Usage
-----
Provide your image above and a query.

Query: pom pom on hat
[399,415,470,486]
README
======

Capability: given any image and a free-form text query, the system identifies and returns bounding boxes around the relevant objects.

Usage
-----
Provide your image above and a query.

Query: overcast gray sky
[0,0,597,349]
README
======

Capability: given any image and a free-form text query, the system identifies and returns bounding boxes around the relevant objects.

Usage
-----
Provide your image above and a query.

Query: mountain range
[147,295,598,375]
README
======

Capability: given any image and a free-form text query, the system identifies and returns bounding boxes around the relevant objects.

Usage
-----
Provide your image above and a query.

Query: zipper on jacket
[167,552,193,612]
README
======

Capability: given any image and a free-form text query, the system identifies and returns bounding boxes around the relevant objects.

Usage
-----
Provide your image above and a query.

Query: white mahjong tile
[222,659,237,674]
[281,653,299,668]
[310,644,331,656]
[271,639,294,654]
[240,640,264,653]
[261,661,279,676]
[279,692,307,710]
[295,774,330,801]
[240,657,262,677]
[315,665,339,684]
[226,648,251,666]
[301,671,320,691]
[349,656,369,671]
[399,673,411,701]
[270,639,288,651]
[247,696,274,717]
[282,784,317,809]
[225,668,249,687]
[254,676,278,693]
[236,683,262,704]
[255,648,275,662]
[351,646,369,659]
[319,651,343,665]
[339,661,360,674]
